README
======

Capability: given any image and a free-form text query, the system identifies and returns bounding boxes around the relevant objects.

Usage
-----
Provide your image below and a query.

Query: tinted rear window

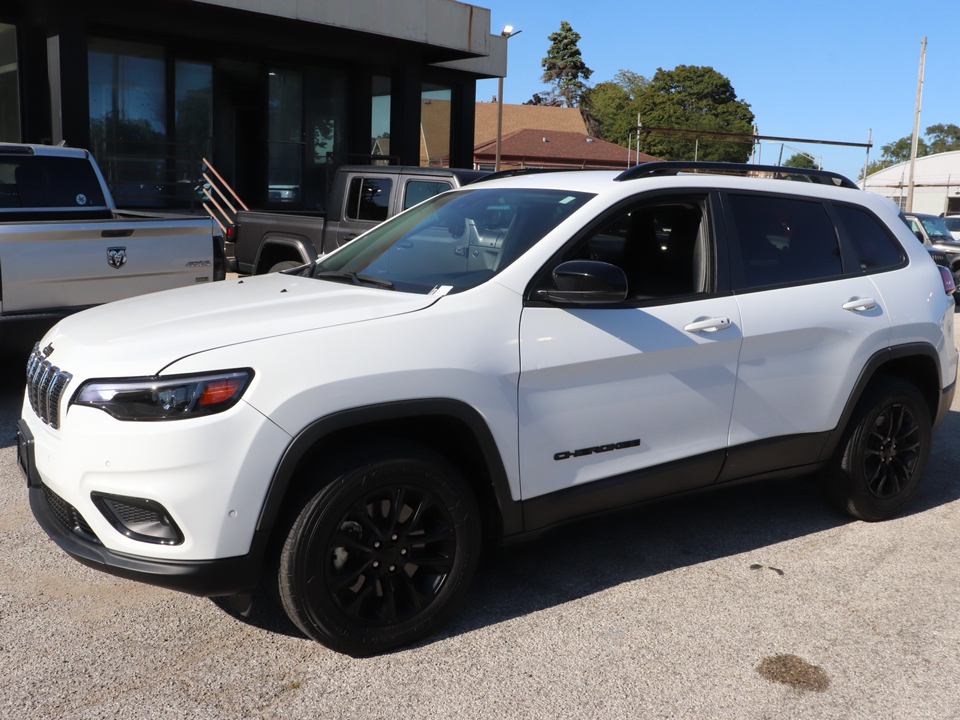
[833,204,903,271]
[729,194,842,288]
[0,155,107,209]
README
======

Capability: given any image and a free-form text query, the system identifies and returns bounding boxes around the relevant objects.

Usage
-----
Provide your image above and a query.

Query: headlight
[72,369,253,421]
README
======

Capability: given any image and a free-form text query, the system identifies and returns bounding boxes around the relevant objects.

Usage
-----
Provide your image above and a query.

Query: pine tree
[541,22,593,108]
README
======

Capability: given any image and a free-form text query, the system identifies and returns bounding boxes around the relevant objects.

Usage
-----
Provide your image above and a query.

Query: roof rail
[472,167,588,183]
[614,161,859,189]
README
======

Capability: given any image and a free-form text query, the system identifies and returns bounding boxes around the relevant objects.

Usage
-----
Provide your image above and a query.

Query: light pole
[495,25,521,172]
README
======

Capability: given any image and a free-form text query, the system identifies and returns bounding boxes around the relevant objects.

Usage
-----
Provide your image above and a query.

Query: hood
[40,273,439,376]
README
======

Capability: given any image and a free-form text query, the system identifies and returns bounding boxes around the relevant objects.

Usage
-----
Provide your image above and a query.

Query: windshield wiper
[314,270,395,290]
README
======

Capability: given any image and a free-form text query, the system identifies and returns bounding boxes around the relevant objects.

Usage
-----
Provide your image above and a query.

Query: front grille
[929,251,947,266]
[42,484,100,544]
[26,343,72,429]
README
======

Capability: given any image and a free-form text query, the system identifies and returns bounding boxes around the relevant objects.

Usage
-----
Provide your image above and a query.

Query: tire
[277,444,481,656]
[268,260,303,273]
[824,378,932,521]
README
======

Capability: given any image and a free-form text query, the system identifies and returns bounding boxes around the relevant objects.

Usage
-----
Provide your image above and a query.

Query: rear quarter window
[833,204,904,271]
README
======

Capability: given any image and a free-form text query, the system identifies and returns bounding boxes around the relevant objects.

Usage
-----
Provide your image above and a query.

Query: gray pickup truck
[231,165,488,275]
[0,143,225,348]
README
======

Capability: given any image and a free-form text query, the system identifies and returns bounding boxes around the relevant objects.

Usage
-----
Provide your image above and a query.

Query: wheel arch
[255,399,523,543]
[253,234,317,274]
[819,343,944,462]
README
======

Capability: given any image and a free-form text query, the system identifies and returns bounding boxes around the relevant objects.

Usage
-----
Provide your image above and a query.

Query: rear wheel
[278,445,481,656]
[268,260,303,273]
[824,378,931,521]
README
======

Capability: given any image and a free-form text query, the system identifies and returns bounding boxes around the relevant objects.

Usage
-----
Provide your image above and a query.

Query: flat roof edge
[188,0,492,58]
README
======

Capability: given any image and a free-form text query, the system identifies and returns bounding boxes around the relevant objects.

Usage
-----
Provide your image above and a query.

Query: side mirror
[914,229,925,243]
[538,260,628,304]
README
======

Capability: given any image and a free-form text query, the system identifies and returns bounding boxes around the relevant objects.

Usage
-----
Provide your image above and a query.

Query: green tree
[541,21,593,108]
[782,152,816,170]
[926,123,960,154]
[881,135,928,164]
[636,65,755,163]
[582,70,649,145]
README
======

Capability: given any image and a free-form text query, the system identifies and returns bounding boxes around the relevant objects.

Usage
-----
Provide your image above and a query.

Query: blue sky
[475,0,959,181]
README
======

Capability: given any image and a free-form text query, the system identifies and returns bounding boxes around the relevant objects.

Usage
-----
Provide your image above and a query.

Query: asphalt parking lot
[2,325,960,720]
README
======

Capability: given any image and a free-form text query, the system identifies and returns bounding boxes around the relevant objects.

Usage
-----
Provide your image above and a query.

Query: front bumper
[21,386,291,563]
[27,477,267,596]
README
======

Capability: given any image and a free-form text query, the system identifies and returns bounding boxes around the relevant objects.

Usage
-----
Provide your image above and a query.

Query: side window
[833,204,904,271]
[559,199,709,300]
[345,177,392,221]
[729,194,842,288]
[404,180,452,210]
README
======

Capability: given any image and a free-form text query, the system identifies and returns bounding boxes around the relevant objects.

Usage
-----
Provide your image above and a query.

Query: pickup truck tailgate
[1,218,215,314]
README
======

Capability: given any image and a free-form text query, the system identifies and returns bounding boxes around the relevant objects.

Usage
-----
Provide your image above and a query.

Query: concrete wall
[189,0,492,59]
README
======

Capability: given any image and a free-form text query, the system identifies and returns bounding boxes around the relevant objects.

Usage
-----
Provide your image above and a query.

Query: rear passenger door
[721,192,893,476]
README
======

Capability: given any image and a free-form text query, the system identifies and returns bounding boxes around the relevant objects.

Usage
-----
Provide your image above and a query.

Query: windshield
[920,216,953,240]
[313,187,594,294]
[944,216,960,234]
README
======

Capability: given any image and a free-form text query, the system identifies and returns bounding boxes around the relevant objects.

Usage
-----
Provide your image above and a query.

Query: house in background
[473,102,588,148]
[474,128,658,171]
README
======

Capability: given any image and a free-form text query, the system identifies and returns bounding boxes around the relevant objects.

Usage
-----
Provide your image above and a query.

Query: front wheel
[824,378,932,521]
[278,445,481,656]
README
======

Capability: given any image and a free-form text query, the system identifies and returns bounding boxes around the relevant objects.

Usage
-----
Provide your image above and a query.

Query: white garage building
[861,151,960,215]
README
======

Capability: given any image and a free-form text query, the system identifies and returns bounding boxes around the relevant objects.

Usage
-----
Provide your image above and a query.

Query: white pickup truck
[0,143,225,348]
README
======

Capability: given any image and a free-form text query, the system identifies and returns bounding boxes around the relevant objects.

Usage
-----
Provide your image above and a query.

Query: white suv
[18,162,958,656]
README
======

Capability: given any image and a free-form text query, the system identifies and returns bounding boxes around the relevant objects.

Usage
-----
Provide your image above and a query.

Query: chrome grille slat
[25,343,72,430]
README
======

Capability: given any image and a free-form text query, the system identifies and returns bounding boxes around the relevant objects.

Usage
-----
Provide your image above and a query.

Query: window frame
[524,189,730,308]
[827,201,907,276]
[720,189,859,294]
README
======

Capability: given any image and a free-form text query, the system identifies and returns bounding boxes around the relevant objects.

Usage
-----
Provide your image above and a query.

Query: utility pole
[906,37,927,212]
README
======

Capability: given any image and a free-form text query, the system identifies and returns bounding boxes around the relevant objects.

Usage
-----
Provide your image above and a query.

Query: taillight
[212,233,226,281]
[226,225,236,241]
[937,265,955,295]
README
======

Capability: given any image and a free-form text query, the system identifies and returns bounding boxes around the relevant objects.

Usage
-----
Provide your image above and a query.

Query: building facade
[0,0,505,209]
[862,151,960,216]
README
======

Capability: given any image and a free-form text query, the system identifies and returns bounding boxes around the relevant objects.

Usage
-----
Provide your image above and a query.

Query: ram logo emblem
[107,247,127,269]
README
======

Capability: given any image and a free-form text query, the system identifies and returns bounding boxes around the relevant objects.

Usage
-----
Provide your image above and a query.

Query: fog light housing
[91,492,184,545]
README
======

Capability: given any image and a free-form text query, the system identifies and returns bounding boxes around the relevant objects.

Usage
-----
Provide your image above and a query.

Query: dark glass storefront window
[0,23,20,142]
[371,75,391,165]
[304,68,347,211]
[420,83,451,167]
[88,38,167,206]
[175,60,212,203]
[267,68,303,204]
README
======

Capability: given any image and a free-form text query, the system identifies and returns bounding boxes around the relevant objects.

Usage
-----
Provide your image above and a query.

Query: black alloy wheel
[825,378,932,521]
[861,402,922,500]
[325,484,458,626]
[278,444,480,656]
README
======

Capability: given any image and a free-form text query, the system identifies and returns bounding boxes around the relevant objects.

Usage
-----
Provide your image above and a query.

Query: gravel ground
[2,323,960,720]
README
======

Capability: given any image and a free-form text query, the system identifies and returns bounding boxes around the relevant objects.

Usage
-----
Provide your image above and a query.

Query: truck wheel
[823,378,931,521]
[277,445,481,656]
[268,260,303,273]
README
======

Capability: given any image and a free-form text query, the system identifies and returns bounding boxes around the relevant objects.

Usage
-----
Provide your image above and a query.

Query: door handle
[684,317,732,333]
[342,234,357,241]
[842,297,878,312]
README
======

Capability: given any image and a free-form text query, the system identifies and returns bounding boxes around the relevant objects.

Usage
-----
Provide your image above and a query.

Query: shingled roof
[474,129,659,170]
[474,103,588,146]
